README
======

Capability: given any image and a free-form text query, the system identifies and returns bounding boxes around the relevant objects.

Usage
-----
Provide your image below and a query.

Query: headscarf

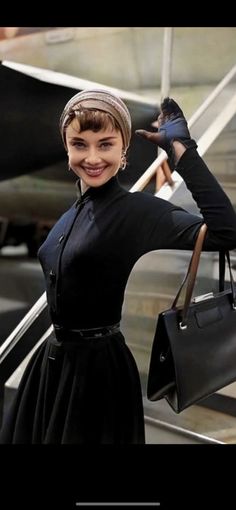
[59,88,132,151]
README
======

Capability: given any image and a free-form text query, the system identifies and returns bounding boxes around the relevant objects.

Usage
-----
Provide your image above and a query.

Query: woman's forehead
[67,117,120,135]
[66,121,122,140]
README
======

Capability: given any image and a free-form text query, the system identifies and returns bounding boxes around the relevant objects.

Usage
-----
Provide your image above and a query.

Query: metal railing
[144,415,225,444]
[130,62,236,193]
[0,291,47,364]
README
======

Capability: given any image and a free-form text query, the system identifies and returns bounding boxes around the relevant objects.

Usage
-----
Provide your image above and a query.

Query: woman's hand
[135,97,197,170]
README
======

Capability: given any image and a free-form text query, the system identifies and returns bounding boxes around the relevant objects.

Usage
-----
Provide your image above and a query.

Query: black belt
[53,322,120,342]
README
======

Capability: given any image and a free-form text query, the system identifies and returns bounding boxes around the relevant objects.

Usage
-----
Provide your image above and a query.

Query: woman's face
[66,118,123,189]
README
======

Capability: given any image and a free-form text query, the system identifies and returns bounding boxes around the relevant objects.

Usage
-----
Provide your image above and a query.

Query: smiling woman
[1,91,236,444]
[60,89,132,191]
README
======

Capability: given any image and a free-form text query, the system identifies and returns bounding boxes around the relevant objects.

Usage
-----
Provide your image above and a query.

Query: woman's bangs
[74,109,119,133]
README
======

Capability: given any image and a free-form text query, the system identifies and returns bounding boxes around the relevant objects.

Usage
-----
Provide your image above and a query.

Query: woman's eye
[100,142,112,148]
[73,142,86,149]
[70,141,113,149]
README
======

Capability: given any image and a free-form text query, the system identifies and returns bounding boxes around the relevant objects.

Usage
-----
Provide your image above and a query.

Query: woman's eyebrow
[69,136,86,141]
[69,135,118,142]
[98,136,118,141]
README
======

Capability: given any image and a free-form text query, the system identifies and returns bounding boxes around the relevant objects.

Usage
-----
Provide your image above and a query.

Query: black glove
[135,97,197,171]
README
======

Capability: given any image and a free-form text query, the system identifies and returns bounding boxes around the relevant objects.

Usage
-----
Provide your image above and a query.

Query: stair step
[123,291,173,319]
[205,428,236,443]
[143,397,236,444]
[144,416,220,444]
[126,250,231,296]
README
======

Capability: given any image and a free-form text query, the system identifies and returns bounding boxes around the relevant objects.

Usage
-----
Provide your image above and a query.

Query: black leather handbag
[147,223,236,413]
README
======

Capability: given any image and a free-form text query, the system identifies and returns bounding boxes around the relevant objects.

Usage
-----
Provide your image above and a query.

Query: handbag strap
[219,250,225,292]
[224,251,236,303]
[172,223,236,328]
[219,251,234,293]
[172,223,207,311]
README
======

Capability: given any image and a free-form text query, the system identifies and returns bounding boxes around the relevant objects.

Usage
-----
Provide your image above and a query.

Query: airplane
[0,60,159,256]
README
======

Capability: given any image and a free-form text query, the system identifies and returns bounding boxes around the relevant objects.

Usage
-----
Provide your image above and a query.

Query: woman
[1,91,236,444]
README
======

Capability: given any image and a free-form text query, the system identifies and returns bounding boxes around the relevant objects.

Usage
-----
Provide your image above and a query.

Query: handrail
[5,325,53,388]
[188,63,236,129]
[0,291,47,363]
[1,63,236,364]
[144,415,225,444]
[130,62,236,192]
[157,90,236,201]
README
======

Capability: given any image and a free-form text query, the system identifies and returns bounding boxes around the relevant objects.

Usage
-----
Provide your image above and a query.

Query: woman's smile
[82,165,107,177]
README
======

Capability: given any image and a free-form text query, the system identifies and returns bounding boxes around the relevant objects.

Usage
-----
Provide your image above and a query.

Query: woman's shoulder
[122,190,182,225]
[127,189,170,209]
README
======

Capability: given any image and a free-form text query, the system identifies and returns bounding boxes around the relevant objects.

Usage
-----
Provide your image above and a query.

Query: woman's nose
[84,148,101,164]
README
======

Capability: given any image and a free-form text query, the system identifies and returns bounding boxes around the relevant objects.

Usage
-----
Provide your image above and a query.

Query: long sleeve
[137,149,236,254]
[177,149,236,248]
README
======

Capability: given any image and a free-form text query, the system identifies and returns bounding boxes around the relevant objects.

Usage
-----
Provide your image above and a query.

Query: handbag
[147,223,236,413]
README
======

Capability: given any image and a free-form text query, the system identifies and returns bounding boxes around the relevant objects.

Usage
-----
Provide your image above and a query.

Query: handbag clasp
[193,292,214,303]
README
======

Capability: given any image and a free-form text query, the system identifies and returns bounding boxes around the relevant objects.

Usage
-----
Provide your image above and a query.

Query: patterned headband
[59,88,132,151]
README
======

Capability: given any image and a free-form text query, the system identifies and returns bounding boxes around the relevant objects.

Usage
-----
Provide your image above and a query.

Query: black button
[49,269,56,282]
[59,234,64,243]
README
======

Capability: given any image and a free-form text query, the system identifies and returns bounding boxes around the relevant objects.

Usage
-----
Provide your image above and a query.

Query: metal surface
[160,28,174,101]
[144,415,225,444]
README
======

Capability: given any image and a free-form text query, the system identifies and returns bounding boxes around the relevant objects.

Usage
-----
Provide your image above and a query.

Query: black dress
[1,149,236,443]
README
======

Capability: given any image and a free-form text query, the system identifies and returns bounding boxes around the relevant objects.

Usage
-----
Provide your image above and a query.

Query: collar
[75,176,122,206]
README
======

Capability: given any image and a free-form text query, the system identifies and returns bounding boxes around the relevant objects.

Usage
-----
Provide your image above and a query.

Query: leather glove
[135,97,197,171]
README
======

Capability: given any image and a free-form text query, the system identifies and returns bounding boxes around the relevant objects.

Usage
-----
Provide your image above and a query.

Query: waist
[53,322,120,342]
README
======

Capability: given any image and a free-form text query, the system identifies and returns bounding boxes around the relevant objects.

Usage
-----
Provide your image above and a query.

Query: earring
[68,163,72,172]
[121,153,127,170]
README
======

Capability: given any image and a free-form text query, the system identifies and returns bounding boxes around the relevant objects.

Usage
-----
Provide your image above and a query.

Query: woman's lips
[83,167,105,177]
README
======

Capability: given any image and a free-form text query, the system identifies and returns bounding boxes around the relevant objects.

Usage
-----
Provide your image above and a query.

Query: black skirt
[0,331,145,444]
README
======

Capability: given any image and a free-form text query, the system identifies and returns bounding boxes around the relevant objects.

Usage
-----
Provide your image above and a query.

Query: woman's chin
[83,172,111,187]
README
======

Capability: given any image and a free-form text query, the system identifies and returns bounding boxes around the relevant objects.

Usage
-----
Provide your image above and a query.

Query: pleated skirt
[0,330,145,444]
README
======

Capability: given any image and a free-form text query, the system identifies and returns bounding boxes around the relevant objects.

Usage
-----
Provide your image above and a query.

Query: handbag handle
[171,223,236,329]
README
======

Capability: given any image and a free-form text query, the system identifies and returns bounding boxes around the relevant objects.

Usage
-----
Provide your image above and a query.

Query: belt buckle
[94,331,104,337]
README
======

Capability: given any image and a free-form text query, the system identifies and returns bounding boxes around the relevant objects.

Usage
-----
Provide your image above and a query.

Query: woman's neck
[81,180,89,195]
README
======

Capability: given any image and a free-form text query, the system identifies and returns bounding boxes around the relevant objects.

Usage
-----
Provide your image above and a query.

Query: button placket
[54,201,87,314]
